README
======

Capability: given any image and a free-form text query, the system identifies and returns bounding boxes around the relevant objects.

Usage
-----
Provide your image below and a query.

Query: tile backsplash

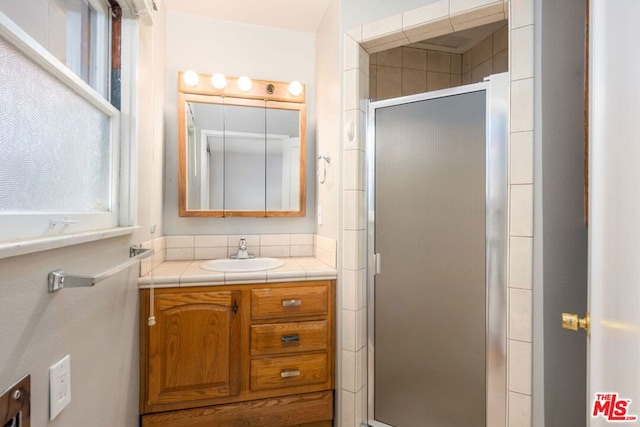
[139,234,337,276]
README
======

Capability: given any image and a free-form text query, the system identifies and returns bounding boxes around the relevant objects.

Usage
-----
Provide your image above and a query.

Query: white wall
[164,12,317,234]
[0,237,139,426]
[135,6,166,243]
[0,3,166,426]
[315,0,341,240]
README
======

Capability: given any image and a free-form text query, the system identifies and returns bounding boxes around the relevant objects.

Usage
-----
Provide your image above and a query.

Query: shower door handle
[374,253,381,275]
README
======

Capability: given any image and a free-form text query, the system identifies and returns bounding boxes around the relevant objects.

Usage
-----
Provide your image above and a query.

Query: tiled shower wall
[369,22,508,101]
[369,47,463,99]
[342,0,535,426]
[462,22,508,84]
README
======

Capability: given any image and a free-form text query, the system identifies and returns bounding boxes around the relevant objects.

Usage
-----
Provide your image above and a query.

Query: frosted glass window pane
[0,36,112,212]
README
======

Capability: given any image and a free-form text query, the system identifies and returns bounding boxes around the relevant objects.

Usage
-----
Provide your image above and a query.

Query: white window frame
[64,0,111,98]
[0,11,136,256]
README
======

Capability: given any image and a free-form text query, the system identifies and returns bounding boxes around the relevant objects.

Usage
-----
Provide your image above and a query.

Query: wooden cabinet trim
[141,391,333,427]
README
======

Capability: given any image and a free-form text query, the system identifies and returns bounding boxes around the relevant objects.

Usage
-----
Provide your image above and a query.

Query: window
[0,6,132,246]
[64,0,111,97]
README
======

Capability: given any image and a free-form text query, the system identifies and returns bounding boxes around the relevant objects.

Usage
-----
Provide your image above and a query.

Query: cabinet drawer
[251,285,328,320]
[251,321,328,356]
[251,353,327,391]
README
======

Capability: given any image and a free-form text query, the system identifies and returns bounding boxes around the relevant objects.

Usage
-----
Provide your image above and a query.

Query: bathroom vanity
[138,259,336,427]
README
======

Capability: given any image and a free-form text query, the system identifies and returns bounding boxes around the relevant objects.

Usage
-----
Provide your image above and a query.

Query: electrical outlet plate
[49,354,71,420]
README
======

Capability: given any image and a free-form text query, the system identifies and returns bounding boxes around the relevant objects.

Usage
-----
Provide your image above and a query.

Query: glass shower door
[368,78,507,427]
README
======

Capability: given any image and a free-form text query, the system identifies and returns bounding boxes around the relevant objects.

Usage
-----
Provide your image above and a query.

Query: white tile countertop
[138,257,337,288]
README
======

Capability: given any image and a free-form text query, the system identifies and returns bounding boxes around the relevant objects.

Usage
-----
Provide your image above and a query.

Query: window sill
[0,227,138,260]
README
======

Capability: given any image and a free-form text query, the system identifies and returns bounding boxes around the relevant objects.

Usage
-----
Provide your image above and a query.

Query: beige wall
[370,22,508,101]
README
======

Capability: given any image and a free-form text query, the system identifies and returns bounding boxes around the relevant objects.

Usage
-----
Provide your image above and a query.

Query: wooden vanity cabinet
[140,280,335,427]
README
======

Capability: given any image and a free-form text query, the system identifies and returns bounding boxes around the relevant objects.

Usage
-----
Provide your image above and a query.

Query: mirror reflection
[178,76,306,218]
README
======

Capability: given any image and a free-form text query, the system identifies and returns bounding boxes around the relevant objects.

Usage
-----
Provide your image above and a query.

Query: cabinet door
[147,290,241,406]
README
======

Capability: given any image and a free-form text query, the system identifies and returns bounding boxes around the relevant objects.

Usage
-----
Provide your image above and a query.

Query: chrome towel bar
[48,246,154,293]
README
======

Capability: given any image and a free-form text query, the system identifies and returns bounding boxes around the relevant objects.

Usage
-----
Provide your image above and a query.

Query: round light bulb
[182,70,199,87]
[211,73,227,89]
[237,76,252,91]
[288,81,303,96]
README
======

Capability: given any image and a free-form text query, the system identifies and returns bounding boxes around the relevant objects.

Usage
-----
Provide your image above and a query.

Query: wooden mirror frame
[177,72,306,218]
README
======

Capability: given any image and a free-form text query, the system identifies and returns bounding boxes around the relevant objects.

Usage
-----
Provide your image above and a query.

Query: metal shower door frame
[365,73,509,427]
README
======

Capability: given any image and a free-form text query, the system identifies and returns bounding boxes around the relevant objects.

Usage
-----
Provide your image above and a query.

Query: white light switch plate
[49,354,71,420]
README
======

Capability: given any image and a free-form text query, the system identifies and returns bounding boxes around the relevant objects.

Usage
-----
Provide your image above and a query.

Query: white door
[588,0,640,424]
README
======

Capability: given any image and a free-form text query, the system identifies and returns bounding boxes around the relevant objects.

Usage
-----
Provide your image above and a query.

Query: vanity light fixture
[211,73,227,89]
[182,70,199,87]
[237,76,252,91]
[288,81,303,96]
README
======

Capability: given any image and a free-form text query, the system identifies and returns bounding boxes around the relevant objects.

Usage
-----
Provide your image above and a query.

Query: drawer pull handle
[280,370,301,378]
[282,299,302,307]
[281,334,301,343]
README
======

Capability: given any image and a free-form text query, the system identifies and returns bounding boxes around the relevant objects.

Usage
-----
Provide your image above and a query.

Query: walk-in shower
[366,74,508,427]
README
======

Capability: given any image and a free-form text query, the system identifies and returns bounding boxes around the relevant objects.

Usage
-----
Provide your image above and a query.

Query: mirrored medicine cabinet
[178,72,306,217]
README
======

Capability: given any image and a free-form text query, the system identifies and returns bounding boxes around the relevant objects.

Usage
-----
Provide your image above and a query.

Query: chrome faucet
[231,237,254,259]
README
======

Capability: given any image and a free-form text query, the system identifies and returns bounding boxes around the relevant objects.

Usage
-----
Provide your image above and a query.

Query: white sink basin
[200,257,285,273]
